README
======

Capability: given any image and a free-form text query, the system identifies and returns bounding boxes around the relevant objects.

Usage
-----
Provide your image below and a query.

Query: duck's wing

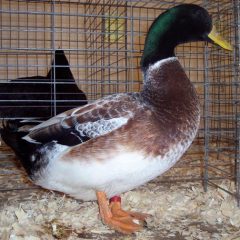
[23,93,142,147]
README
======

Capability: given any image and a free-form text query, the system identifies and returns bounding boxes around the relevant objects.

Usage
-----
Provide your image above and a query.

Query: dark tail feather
[1,120,28,157]
[0,120,39,176]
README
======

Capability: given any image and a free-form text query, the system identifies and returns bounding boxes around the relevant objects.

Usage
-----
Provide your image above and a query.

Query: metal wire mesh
[202,0,240,204]
[0,0,239,203]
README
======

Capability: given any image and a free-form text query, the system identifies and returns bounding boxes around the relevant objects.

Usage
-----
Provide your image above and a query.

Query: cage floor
[1,142,240,240]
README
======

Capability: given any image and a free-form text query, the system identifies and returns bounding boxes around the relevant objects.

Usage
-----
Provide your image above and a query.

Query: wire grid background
[0,0,239,203]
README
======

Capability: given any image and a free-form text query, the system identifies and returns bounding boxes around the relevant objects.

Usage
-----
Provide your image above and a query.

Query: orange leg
[96,191,149,234]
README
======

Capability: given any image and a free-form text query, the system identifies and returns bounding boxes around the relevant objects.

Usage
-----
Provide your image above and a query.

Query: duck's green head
[141,4,233,69]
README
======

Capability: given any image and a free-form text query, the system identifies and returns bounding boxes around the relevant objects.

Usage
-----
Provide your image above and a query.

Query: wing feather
[24,93,142,146]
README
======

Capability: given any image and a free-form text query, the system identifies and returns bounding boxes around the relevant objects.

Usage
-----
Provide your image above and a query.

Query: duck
[0,4,232,234]
[0,50,87,119]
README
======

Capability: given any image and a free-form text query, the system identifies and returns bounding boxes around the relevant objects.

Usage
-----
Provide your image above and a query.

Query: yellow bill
[208,25,233,51]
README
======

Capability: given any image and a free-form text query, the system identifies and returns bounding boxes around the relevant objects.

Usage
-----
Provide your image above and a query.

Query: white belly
[35,138,191,201]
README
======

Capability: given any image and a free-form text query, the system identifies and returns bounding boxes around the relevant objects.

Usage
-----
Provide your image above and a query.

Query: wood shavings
[230,213,240,228]
[1,180,240,239]
[48,219,73,239]
[1,229,10,240]
[14,207,28,223]
[221,200,235,217]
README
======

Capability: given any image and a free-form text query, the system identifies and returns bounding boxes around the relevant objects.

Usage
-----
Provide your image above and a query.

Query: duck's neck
[140,10,178,70]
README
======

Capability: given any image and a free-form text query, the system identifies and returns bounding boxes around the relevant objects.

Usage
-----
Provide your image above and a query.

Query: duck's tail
[0,119,40,176]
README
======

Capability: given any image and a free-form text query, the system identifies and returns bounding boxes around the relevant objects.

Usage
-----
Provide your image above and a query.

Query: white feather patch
[22,135,41,144]
[29,113,67,131]
[35,134,194,201]
[149,57,178,71]
[75,117,128,138]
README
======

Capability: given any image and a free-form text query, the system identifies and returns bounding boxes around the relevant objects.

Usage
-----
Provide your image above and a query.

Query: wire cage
[0,0,239,207]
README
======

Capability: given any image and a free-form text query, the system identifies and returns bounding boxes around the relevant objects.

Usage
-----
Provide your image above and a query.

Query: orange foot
[96,191,149,234]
